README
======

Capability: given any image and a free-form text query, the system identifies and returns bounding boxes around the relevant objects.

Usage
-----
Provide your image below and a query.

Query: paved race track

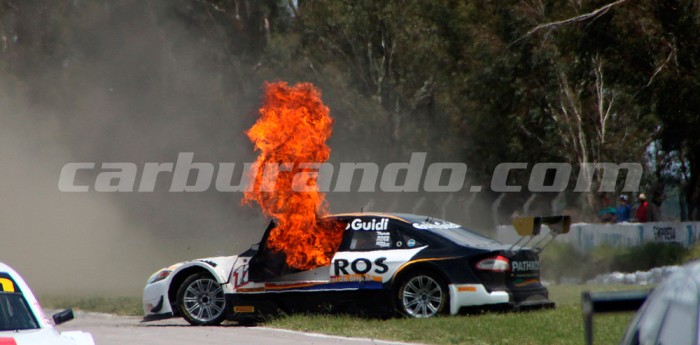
[56,311,421,345]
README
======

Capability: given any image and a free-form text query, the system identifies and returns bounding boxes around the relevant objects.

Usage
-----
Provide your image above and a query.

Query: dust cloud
[0,1,503,298]
[0,1,268,296]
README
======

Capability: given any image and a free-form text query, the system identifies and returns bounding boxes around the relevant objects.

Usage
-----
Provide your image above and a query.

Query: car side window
[397,232,426,249]
[348,230,393,250]
[339,218,428,251]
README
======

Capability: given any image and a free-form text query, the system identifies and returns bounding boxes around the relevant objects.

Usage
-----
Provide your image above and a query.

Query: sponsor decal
[333,257,389,275]
[346,218,389,231]
[412,221,461,230]
[376,231,391,248]
[511,261,540,272]
[264,281,326,290]
[407,239,416,247]
[330,274,382,283]
[457,286,477,292]
[237,286,265,293]
[653,226,676,241]
[233,306,255,313]
[513,278,540,287]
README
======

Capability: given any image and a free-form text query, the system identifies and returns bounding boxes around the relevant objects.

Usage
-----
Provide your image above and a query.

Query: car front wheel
[396,272,448,318]
[177,273,227,326]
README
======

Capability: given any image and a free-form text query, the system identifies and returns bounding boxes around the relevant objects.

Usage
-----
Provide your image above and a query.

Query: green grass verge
[39,295,143,316]
[266,285,650,345]
[37,284,650,344]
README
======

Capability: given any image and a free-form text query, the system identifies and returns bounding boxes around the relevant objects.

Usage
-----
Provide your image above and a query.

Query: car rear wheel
[177,273,227,326]
[396,272,448,318]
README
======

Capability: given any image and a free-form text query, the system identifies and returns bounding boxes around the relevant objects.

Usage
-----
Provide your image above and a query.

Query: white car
[0,262,94,345]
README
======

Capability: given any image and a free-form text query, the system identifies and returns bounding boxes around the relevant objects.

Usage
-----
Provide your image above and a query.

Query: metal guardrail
[581,290,650,345]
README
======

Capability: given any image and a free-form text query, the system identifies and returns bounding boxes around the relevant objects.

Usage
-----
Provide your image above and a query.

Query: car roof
[328,212,437,224]
[0,262,25,291]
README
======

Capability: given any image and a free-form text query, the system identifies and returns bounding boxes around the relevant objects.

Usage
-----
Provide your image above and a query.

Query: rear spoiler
[582,290,649,345]
[508,215,571,253]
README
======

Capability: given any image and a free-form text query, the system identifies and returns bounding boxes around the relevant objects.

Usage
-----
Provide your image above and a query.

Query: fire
[243,81,343,270]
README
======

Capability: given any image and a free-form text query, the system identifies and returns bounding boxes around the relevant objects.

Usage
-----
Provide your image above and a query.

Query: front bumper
[142,280,174,321]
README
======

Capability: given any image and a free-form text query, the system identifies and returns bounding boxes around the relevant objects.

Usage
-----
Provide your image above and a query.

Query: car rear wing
[508,215,571,254]
[581,290,649,345]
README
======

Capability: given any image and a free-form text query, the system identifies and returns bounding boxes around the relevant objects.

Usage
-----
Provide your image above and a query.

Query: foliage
[0,0,698,223]
[681,242,700,263]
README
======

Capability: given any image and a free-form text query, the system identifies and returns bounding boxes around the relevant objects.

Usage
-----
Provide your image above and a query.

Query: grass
[265,285,650,345]
[38,284,649,344]
[39,295,143,316]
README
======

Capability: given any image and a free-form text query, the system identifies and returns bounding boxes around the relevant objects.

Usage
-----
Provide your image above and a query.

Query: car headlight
[147,269,172,285]
[147,263,183,285]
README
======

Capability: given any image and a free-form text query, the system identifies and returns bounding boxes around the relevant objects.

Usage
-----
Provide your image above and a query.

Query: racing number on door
[232,264,249,288]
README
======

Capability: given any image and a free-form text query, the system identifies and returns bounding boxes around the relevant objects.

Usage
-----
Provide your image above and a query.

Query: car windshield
[409,217,502,247]
[0,293,39,331]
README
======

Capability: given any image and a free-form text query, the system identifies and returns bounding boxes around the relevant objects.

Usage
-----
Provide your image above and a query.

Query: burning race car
[143,213,567,324]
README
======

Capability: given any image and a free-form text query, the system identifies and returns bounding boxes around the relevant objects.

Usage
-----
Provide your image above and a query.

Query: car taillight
[476,255,510,272]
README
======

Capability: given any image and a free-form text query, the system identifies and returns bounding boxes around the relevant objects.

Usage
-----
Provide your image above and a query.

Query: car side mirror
[52,308,74,325]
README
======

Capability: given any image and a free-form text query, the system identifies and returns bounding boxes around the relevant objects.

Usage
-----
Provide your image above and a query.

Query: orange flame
[243,81,342,270]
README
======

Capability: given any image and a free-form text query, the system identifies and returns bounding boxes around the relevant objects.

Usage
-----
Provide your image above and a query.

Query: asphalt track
[56,311,423,345]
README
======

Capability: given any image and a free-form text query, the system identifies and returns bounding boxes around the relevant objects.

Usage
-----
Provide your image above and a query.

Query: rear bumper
[448,284,509,314]
[513,299,555,311]
[448,283,554,315]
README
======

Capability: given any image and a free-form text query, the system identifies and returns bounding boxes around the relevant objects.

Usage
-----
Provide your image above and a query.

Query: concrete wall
[496,222,700,252]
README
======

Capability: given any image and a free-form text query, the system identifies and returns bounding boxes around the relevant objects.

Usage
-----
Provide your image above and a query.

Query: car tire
[177,273,227,326]
[395,271,449,318]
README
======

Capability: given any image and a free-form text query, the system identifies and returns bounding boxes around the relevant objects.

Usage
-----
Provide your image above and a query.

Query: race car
[143,213,567,325]
[0,262,95,345]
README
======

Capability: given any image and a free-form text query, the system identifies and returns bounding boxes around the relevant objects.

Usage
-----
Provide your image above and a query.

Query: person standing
[636,193,649,222]
[616,195,632,222]
[597,195,617,223]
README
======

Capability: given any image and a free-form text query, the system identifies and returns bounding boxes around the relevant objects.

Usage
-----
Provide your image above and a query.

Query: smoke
[0,1,269,296]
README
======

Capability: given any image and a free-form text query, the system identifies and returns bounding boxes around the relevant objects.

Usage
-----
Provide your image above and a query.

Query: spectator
[616,194,631,222]
[636,193,649,222]
[597,196,617,223]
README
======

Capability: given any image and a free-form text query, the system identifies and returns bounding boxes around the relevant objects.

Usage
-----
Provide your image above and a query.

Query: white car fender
[162,256,239,287]
[60,331,95,345]
[144,256,238,317]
